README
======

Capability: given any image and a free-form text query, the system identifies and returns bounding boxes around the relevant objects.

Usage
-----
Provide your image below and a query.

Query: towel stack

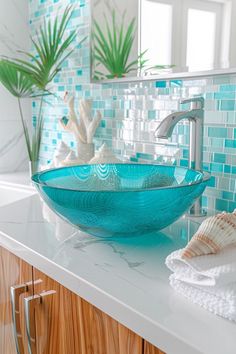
[166,211,236,322]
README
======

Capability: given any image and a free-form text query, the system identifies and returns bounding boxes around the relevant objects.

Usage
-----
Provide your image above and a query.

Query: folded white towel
[166,245,236,322]
[166,245,236,287]
[170,275,236,322]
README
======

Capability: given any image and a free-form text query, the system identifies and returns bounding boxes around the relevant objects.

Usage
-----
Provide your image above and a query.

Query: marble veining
[0,191,236,354]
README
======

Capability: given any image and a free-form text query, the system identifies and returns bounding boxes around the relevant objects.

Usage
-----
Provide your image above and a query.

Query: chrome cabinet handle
[24,290,56,354]
[10,279,42,354]
[10,283,28,354]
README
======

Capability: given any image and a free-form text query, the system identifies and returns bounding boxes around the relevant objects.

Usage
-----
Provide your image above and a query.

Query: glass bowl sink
[32,164,210,238]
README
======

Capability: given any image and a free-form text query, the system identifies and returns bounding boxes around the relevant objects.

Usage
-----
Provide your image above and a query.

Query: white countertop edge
[0,228,202,354]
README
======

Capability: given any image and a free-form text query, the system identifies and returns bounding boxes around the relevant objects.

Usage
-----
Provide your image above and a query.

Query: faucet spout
[155,108,203,170]
[155,111,191,139]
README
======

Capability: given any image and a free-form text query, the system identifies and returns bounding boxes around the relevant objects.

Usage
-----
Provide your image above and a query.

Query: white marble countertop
[0,173,236,354]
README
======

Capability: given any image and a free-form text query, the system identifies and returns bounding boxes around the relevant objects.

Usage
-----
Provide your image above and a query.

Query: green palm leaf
[93,11,137,79]
[11,5,77,90]
[0,60,37,97]
[0,6,81,167]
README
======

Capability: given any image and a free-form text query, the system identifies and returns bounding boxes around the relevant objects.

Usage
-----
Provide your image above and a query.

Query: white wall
[0,0,30,173]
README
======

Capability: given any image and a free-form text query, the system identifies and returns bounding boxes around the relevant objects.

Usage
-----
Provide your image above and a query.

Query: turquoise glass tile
[229,202,236,212]
[71,9,80,18]
[203,163,210,171]
[218,100,235,111]
[170,80,182,87]
[202,195,207,207]
[210,163,223,173]
[104,109,115,118]
[182,149,189,159]
[219,84,236,91]
[210,138,224,148]
[155,81,167,88]
[130,157,138,162]
[213,153,226,163]
[75,85,82,91]
[208,127,227,138]
[136,152,153,160]
[100,120,106,128]
[216,199,229,211]
[225,140,236,148]
[214,92,235,99]
[148,110,156,119]
[222,191,233,200]
[180,159,188,167]
[208,176,216,187]
[224,165,231,173]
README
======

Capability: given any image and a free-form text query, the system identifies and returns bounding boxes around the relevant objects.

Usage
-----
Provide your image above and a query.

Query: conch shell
[89,143,121,164]
[182,210,236,259]
[60,151,85,167]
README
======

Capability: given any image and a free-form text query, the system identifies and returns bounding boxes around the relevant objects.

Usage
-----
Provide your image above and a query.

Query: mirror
[91,0,236,82]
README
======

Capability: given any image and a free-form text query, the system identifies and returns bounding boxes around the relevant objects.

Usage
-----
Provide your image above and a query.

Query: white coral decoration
[60,95,102,144]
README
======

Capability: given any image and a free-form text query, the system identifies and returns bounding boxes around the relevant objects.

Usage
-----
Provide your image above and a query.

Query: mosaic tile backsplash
[30,0,236,212]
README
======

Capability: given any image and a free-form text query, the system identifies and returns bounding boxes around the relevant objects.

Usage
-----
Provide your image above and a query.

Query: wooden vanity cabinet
[32,268,165,354]
[1,246,165,354]
[0,246,33,354]
[32,268,143,354]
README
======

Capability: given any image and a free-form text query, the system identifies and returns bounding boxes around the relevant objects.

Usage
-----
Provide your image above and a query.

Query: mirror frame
[89,0,236,83]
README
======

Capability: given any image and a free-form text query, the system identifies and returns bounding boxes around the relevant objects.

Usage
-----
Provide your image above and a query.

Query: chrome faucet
[155,96,205,216]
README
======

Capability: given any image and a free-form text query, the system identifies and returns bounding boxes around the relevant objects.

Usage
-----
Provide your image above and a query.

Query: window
[186,8,216,71]
[140,0,173,67]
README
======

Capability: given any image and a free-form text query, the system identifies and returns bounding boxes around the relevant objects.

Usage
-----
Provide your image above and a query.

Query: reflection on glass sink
[32,164,210,238]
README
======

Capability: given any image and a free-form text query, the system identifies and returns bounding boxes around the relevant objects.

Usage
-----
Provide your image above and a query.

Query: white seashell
[89,143,121,164]
[181,210,236,259]
[53,141,71,167]
[61,151,85,167]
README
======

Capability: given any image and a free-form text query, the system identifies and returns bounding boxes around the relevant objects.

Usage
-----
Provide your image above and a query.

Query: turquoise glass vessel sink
[32,164,210,238]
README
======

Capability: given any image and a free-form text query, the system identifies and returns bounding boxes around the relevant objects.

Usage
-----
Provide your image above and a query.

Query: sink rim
[32,163,211,193]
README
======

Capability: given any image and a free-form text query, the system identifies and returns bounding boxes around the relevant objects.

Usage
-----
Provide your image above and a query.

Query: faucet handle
[180,97,204,109]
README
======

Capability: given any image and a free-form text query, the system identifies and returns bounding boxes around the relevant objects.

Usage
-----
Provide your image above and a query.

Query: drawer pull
[24,290,56,354]
[10,283,28,354]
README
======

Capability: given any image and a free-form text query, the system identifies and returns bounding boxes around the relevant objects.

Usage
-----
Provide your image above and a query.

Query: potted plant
[0,5,83,175]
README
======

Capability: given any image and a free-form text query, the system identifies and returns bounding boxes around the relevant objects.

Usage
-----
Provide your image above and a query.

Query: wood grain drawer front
[0,246,33,354]
[32,268,143,354]
[71,293,143,354]
[32,268,75,354]
[144,341,165,354]
[32,267,165,354]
